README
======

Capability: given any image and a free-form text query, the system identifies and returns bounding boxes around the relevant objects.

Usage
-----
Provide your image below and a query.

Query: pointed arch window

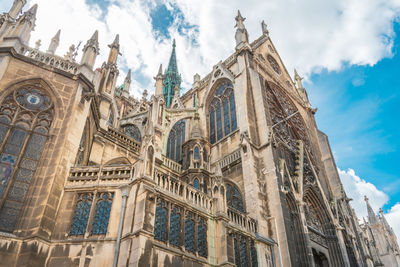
[184,211,195,253]
[197,218,208,257]
[108,109,114,126]
[122,124,141,143]
[166,119,186,163]
[193,178,200,190]
[226,184,245,213]
[208,81,237,144]
[0,85,54,232]
[169,206,181,247]
[154,199,168,242]
[70,193,93,236]
[91,192,114,235]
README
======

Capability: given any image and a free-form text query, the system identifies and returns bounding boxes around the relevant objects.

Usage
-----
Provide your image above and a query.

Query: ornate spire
[261,20,269,36]
[8,0,27,19]
[365,196,379,225]
[190,112,202,139]
[294,69,303,89]
[107,34,121,64]
[379,208,394,235]
[81,30,99,68]
[163,39,181,108]
[122,69,131,98]
[47,29,60,54]
[10,3,37,45]
[234,10,249,48]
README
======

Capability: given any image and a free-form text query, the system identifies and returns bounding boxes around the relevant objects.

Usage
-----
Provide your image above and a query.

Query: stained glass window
[184,212,195,253]
[234,238,240,266]
[197,218,208,258]
[250,240,258,267]
[166,120,186,163]
[70,193,93,236]
[122,124,141,142]
[239,237,249,267]
[108,109,114,126]
[169,206,181,247]
[226,184,245,213]
[0,84,53,232]
[193,178,200,190]
[91,193,113,235]
[154,200,168,242]
[194,147,200,160]
[208,81,237,144]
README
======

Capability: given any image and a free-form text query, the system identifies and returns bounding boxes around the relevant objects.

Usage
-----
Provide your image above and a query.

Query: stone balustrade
[162,155,182,173]
[154,169,212,211]
[19,46,78,74]
[215,148,241,170]
[105,127,141,153]
[227,208,258,233]
[68,164,133,184]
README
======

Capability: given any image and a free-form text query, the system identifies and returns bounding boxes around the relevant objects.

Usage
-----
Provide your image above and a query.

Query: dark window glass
[240,237,249,267]
[154,200,168,242]
[166,120,186,163]
[108,109,114,126]
[91,193,113,235]
[123,124,142,142]
[70,193,93,236]
[209,109,216,144]
[184,213,195,253]
[194,147,200,160]
[226,184,245,213]
[230,92,237,131]
[234,238,240,266]
[197,218,208,257]
[169,207,181,247]
[216,103,223,140]
[193,178,200,190]
[250,240,258,267]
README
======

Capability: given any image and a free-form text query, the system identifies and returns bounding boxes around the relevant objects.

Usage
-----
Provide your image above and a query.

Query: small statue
[35,39,41,50]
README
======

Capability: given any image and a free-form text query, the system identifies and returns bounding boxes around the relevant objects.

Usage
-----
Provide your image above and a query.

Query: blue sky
[1,0,399,234]
[306,23,400,211]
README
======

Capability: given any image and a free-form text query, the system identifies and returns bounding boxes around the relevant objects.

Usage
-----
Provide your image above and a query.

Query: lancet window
[69,192,114,236]
[232,233,258,267]
[153,197,208,258]
[122,124,142,143]
[166,119,186,163]
[108,109,114,126]
[208,80,237,144]
[91,192,114,235]
[0,84,54,232]
[226,183,245,213]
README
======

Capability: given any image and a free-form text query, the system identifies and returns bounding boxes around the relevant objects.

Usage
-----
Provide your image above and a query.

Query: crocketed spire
[163,39,181,108]
[365,196,379,225]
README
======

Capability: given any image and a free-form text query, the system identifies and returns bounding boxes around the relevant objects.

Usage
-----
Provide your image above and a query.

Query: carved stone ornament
[267,54,281,74]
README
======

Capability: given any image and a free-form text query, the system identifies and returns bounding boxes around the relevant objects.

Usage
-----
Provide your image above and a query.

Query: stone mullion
[180,207,185,249]
[85,189,98,237]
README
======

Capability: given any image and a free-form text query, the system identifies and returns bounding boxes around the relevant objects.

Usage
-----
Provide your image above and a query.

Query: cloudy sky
[1,0,399,238]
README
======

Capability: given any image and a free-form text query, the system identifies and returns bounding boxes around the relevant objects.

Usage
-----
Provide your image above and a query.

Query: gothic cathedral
[0,1,398,267]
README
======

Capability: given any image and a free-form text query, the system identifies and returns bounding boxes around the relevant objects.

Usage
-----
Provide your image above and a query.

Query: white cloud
[338,168,400,241]
[2,0,398,98]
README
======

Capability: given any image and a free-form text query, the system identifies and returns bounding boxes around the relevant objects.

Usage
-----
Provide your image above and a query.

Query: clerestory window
[166,119,186,163]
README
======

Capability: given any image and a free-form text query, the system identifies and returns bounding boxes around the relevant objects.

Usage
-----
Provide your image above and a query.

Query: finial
[8,0,27,19]
[261,20,269,35]
[47,29,61,54]
[364,195,369,202]
[172,39,176,48]
[34,39,41,49]
[109,34,120,49]
[157,64,163,75]
[125,69,131,84]
[28,3,38,14]
[54,29,61,40]
[142,89,148,100]
[235,10,246,29]
[64,44,78,62]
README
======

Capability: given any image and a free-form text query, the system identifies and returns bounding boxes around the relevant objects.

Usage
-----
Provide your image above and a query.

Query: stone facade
[0,2,398,267]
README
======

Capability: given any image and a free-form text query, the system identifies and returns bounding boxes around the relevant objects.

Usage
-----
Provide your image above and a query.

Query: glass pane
[91,193,113,235]
[223,98,231,136]
[154,200,167,242]
[234,238,240,266]
[230,93,237,131]
[176,128,181,162]
[0,200,23,232]
[24,134,47,160]
[169,207,181,247]
[226,184,245,213]
[0,123,9,144]
[69,193,93,236]
[240,237,249,267]
[0,154,17,198]
[250,240,258,267]
[166,120,185,163]
[123,124,141,142]
[209,109,216,144]
[194,147,199,160]
[197,219,208,258]
[7,181,29,202]
[193,178,200,190]
[184,217,195,253]
[216,103,222,141]
[4,128,27,156]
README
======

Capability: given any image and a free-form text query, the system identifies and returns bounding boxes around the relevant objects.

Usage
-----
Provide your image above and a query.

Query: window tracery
[166,119,186,163]
[91,192,114,235]
[208,81,237,144]
[226,183,245,213]
[70,193,93,236]
[154,199,168,242]
[122,124,141,143]
[267,54,281,74]
[0,85,54,232]
[169,206,181,247]
[232,233,258,267]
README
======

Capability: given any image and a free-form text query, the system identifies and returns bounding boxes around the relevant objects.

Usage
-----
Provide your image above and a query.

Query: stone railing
[105,127,141,153]
[68,164,133,184]
[162,155,182,173]
[227,208,258,233]
[223,52,238,67]
[154,169,212,210]
[19,46,79,75]
[214,148,241,170]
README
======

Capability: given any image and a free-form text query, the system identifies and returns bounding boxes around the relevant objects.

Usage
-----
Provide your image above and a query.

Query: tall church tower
[162,39,181,108]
